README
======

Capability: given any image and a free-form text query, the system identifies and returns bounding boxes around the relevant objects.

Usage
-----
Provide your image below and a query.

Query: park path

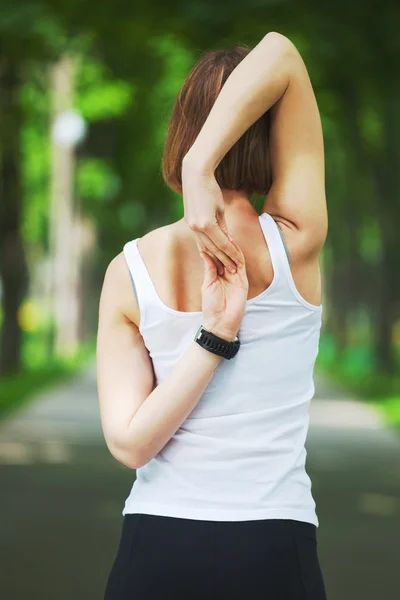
[0,362,399,599]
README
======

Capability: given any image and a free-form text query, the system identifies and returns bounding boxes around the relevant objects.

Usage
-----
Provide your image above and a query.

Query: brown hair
[161,45,271,200]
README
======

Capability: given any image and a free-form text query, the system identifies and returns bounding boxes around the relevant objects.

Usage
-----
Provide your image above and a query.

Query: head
[161,45,271,201]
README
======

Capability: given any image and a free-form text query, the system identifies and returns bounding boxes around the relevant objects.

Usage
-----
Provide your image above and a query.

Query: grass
[315,333,400,432]
[0,340,96,421]
[370,396,400,429]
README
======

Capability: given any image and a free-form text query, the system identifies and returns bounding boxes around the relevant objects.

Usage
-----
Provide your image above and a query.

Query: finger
[196,232,226,275]
[195,239,225,276]
[206,251,225,276]
[198,230,238,273]
[229,237,245,266]
[199,251,218,288]
[214,218,243,266]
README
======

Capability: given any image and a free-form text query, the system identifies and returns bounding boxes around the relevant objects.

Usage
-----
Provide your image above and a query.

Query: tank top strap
[259,212,322,312]
[258,212,292,280]
[123,238,154,331]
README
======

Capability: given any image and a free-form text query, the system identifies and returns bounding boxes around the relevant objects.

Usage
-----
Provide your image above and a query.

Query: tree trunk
[49,55,81,357]
[0,58,28,375]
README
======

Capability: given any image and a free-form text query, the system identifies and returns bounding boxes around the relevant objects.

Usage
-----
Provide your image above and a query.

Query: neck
[220,188,254,216]
[177,188,259,232]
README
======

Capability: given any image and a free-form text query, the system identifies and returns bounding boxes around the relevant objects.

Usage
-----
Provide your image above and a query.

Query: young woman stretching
[97,31,328,599]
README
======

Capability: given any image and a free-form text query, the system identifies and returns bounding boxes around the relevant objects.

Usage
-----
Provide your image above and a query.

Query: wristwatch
[194,325,240,360]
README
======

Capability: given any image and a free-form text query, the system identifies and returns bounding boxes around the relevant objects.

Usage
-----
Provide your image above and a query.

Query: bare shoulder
[101,222,184,326]
[100,246,163,332]
[98,252,137,325]
[136,220,194,277]
[137,220,185,255]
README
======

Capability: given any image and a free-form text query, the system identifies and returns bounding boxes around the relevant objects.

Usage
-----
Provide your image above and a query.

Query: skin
[96,31,327,470]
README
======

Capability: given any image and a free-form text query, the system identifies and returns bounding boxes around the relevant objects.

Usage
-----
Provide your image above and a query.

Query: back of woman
[97,31,328,600]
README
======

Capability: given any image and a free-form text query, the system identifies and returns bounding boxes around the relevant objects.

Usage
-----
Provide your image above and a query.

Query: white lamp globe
[52,110,87,148]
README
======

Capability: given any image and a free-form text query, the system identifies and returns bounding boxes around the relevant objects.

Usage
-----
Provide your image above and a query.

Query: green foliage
[316,333,400,398]
[359,220,382,265]
[76,56,134,121]
[2,0,400,409]
[359,103,384,153]
[20,74,51,247]
[118,201,148,231]
[77,158,120,203]
[146,34,195,221]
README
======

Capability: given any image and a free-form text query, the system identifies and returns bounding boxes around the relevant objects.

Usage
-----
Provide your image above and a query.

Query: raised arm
[183,31,327,266]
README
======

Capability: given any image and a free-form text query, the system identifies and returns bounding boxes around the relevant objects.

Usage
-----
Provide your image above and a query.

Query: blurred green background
[0,1,399,599]
[1,0,399,425]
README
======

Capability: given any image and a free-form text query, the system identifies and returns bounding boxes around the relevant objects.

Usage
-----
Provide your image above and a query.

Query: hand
[199,239,248,341]
[182,159,243,276]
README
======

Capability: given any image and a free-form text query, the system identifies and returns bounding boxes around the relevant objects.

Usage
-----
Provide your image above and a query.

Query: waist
[123,461,318,526]
[123,435,317,521]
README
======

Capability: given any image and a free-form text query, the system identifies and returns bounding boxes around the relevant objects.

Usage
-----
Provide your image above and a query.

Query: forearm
[183,32,296,174]
[120,341,222,468]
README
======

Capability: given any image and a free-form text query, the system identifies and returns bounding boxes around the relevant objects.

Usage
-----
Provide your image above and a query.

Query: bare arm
[183,31,327,261]
[96,241,247,469]
[96,254,223,469]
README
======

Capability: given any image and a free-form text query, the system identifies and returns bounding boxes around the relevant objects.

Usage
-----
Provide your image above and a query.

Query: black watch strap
[194,325,240,360]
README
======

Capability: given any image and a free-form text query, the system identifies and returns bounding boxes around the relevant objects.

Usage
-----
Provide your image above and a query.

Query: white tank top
[122,212,322,526]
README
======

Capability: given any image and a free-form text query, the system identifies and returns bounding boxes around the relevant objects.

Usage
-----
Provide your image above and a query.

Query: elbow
[106,438,145,470]
[103,422,155,469]
[263,31,291,47]
[125,449,150,470]
[262,31,297,59]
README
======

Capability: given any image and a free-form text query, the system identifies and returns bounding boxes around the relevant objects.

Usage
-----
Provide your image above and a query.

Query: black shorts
[104,514,327,599]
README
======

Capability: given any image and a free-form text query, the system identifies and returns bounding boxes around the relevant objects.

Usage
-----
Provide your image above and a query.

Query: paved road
[0,363,399,599]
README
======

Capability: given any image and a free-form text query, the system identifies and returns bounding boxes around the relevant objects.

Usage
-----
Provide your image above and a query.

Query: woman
[97,31,328,600]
